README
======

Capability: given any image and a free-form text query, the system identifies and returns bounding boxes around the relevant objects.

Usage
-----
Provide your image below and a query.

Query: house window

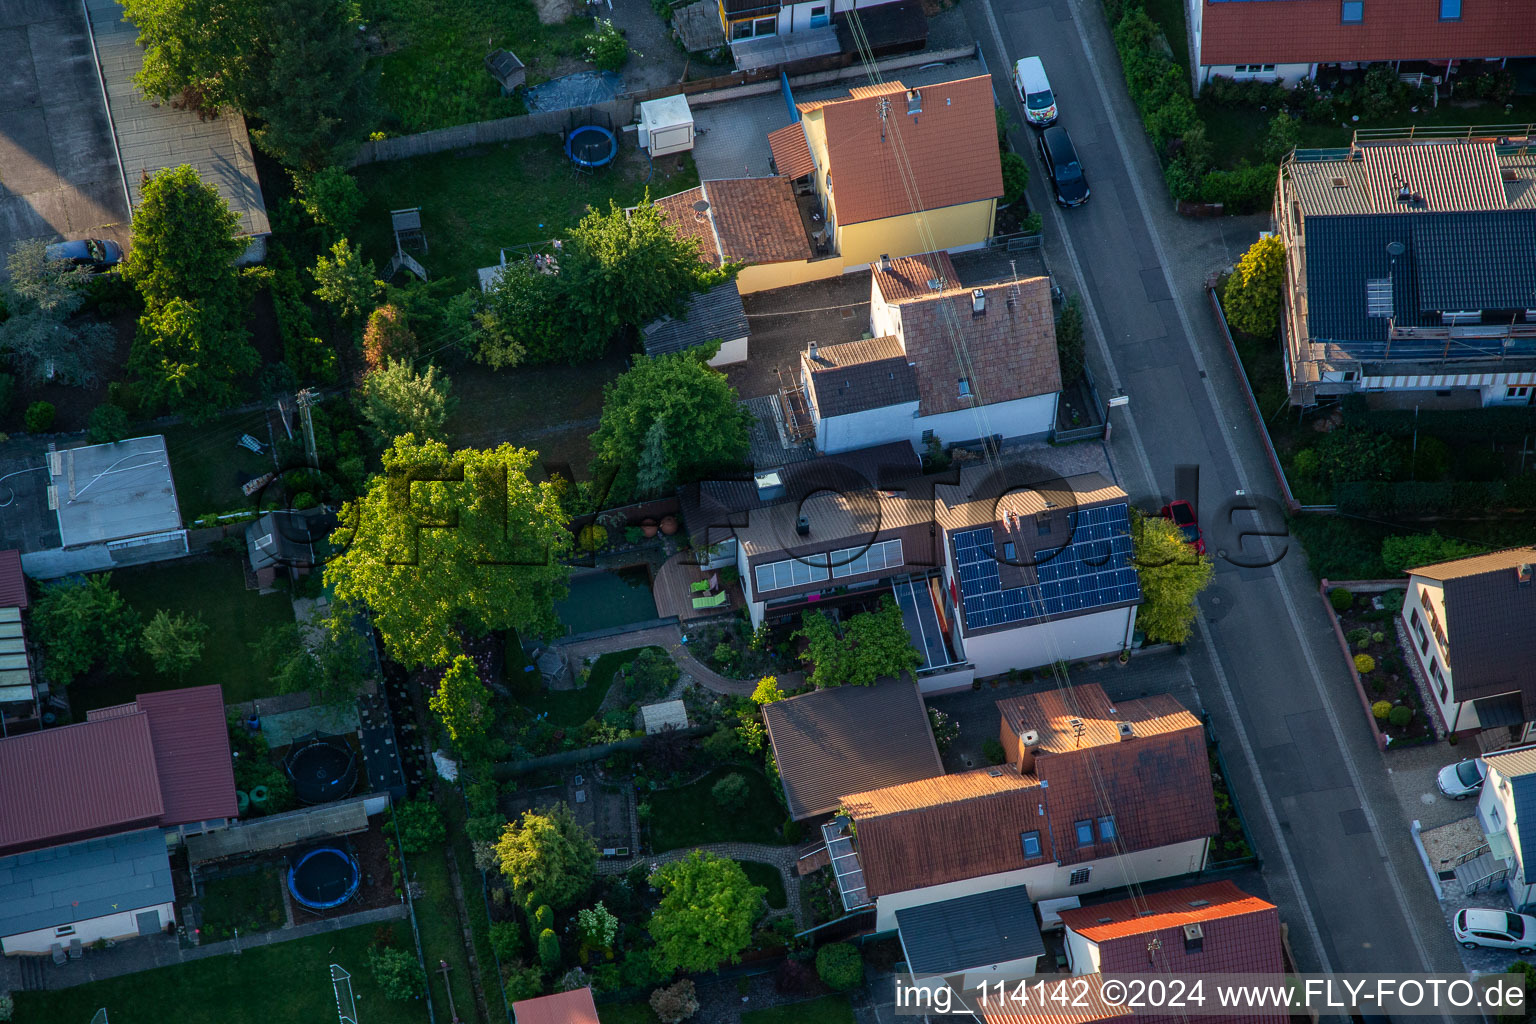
[1020,831,1042,858]
[730,20,753,39]
[921,429,935,443]
[1069,867,1092,886]
[55,925,76,937]
[1411,608,1429,655]
[1366,278,1393,318]
[1508,387,1531,400]
[753,15,776,35]
[1341,0,1363,20]
[1439,0,1460,18]
[1098,815,1116,842]
[958,378,972,398]
[1036,514,1052,537]
[1075,819,1094,846]
[809,2,829,26]
[1430,657,1446,701]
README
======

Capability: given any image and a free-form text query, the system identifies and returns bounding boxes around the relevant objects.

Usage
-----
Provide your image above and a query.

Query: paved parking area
[0,0,129,264]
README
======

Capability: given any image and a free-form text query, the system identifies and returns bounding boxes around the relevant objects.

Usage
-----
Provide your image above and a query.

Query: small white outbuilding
[638,94,694,157]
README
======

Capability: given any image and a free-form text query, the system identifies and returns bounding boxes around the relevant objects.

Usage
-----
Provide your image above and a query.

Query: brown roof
[1412,547,1536,708]
[0,713,165,856]
[655,178,812,268]
[1199,0,1536,66]
[803,336,920,417]
[844,684,1217,895]
[762,679,943,820]
[874,251,960,302]
[980,974,1134,1024]
[1410,545,1536,582]
[137,685,239,824]
[896,275,1060,415]
[0,550,25,609]
[996,687,1202,754]
[814,76,1003,226]
[512,987,601,1024]
[1059,880,1276,942]
[768,122,817,179]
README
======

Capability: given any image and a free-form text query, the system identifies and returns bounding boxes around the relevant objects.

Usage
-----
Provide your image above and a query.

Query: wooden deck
[653,551,744,624]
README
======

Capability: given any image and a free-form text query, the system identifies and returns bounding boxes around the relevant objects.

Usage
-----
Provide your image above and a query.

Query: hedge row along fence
[1340,399,1536,443]
[1104,0,1276,212]
[1335,477,1536,517]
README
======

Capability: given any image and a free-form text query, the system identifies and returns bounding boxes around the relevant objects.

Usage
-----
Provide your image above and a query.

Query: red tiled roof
[138,685,239,824]
[1199,0,1536,66]
[655,178,812,268]
[768,122,817,179]
[0,549,26,609]
[817,76,1003,226]
[1058,881,1277,942]
[0,714,165,856]
[874,251,960,302]
[512,987,601,1024]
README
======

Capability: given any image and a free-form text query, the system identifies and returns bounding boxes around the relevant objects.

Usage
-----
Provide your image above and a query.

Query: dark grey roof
[1508,773,1536,885]
[1437,555,1536,708]
[1304,210,1536,348]
[246,510,333,571]
[0,829,173,938]
[896,884,1045,976]
[805,337,920,417]
[1475,693,1525,730]
[762,679,942,820]
[642,281,749,357]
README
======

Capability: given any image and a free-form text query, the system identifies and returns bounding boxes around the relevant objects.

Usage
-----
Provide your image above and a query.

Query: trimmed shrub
[1380,589,1404,613]
[711,772,750,809]
[1329,588,1354,613]
[650,979,700,1023]
[1198,163,1278,214]
[1001,152,1030,205]
[489,920,523,962]
[816,942,864,991]
[1371,700,1391,720]
[1354,654,1376,674]
[538,927,561,971]
[982,738,1007,765]
[1389,705,1413,728]
[1371,631,1385,644]
[24,401,54,434]
[1345,627,1370,646]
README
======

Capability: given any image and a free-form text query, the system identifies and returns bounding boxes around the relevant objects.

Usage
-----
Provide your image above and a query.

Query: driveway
[0,0,129,266]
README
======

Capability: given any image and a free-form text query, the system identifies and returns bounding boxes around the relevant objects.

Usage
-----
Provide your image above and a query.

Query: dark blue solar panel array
[951,503,1141,631]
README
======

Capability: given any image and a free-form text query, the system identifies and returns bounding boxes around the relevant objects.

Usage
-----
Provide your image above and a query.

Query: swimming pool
[555,566,659,636]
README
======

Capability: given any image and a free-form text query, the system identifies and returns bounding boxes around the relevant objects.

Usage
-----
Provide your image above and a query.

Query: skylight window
[1366,277,1393,318]
[1341,0,1363,20]
[1439,0,1460,18]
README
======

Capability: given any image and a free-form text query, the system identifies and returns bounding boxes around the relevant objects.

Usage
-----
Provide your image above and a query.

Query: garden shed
[638,94,695,157]
[640,699,689,735]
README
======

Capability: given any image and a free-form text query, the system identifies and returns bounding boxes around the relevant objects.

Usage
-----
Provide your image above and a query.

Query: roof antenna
[1008,258,1021,310]
[877,97,890,143]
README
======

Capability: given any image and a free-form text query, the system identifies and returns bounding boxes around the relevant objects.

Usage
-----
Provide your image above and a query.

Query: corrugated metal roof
[137,685,238,825]
[1486,745,1536,781]
[1411,546,1536,582]
[511,987,601,1024]
[0,550,27,609]
[762,680,943,819]
[0,829,174,939]
[1360,143,1508,213]
[896,884,1044,976]
[642,281,749,357]
[0,714,164,856]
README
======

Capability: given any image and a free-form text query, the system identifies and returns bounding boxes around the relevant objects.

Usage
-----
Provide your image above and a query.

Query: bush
[585,19,629,71]
[1199,163,1278,213]
[1354,654,1376,674]
[538,927,562,971]
[367,945,424,1000]
[394,798,445,853]
[1389,705,1413,728]
[1381,531,1485,576]
[363,304,417,373]
[88,403,131,443]
[1000,151,1030,205]
[650,979,701,1024]
[1056,294,1085,384]
[533,903,555,940]
[625,647,679,701]
[577,523,607,552]
[1380,589,1404,613]
[816,942,864,991]
[1222,235,1285,337]
[0,990,10,1022]
[1261,112,1300,162]
[1372,700,1392,720]
[711,772,750,809]
[1345,627,1370,646]
[489,920,523,962]
[781,818,802,843]
[1329,588,1354,613]
[24,401,54,433]
[1371,631,1385,644]
[982,738,1007,765]
[1291,449,1320,479]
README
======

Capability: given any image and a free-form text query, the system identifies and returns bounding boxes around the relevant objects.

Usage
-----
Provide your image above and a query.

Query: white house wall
[1360,372,1536,405]
[2,903,174,955]
[961,606,1135,678]
[818,401,922,454]
[1403,577,1467,730]
[872,837,1209,932]
[914,393,1057,448]
[1483,764,1536,911]
[1064,928,1101,975]
[1199,63,1314,89]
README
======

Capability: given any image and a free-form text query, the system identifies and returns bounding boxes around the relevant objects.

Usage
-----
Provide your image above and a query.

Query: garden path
[556,624,806,697]
[596,840,806,929]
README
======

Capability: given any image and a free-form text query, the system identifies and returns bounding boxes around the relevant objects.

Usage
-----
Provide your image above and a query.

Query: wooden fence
[350,97,636,167]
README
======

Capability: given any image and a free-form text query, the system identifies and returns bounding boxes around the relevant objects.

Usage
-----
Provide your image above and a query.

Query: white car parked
[1455,909,1536,953]
[1437,758,1486,799]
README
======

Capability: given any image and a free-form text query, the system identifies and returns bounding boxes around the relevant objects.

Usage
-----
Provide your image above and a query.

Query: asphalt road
[957,0,1470,989]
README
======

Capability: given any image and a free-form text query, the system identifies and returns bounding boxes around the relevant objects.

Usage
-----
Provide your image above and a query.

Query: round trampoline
[284,733,359,805]
[565,125,618,169]
[288,847,361,910]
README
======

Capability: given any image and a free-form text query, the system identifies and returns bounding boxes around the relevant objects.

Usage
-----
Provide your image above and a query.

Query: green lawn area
[741,860,788,910]
[445,796,509,1021]
[14,920,424,1024]
[531,646,655,728]
[199,867,287,941]
[1140,0,1190,72]
[743,995,854,1024]
[353,142,699,290]
[648,768,790,852]
[410,844,482,1023]
[159,413,278,521]
[597,1003,659,1024]
[70,556,296,710]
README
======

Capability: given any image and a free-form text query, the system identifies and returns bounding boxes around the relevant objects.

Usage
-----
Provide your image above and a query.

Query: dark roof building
[641,280,750,358]
[246,510,333,574]
[0,549,27,609]
[802,336,920,417]
[0,829,175,948]
[762,679,943,819]
[896,884,1045,978]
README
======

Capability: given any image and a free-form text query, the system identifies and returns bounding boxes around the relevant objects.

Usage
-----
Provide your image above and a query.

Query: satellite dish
[1386,241,1406,257]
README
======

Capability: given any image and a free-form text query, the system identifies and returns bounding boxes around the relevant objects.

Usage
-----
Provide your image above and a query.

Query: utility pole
[296,389,319,468]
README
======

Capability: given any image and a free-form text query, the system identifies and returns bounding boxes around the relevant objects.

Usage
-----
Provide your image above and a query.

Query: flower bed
[1324,583,1433,749]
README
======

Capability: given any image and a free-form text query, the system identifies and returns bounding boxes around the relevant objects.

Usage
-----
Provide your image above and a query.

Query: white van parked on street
[1012,56,1058,127]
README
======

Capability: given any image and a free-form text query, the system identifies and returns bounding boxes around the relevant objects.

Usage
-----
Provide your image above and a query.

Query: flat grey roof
[896,884,1045,976]
[50,436,182,548]
[86,0,270,237]
[0,828,173,938]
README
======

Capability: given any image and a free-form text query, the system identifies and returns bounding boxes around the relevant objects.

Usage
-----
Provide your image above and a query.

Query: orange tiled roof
[980,974,1134,1024]
[1058,881,1276,942]
[996,688,1202,755]
[654,178,812,268]
[768,122,817,179]
[873,250,961,302]
[815,76,1003,226]
[511,987,601,1024]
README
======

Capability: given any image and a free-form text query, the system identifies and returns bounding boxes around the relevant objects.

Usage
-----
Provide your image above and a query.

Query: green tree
[367,945,424,1000]
[1222,234,1286,338]
[123,165,245,310]
[583,18,629,71]
[250,611,370,703]
[1000,151,1030,205]
[634,419,673,498]
[1381,531,1485,575]
[88,404,132,443]
[312,238,379,320]
[1056,294,1085,385]
[1132,512,1214,645]
[23,402,55,433]
[33,575,141,685]
[296,166,364,242]
[1261,111,1301,163]
[141,609,207,681]
[0,240,117,386]
[428,654,493,750]
[131,297,257,422]
[750,675,784,705]
[590,350,751,504]
[494,803,597,909]
[473,258,564,368]
[793,597,920,687]
[538,928,562,972]
[711,773,750,809]
[394,798,446,853]
[576,902,618,952]
[357,358,455,446]
[363,304,418,373]
[324,436,571,668]
[647,851,765,974]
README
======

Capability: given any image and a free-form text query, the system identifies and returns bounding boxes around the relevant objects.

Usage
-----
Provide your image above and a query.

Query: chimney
[1118,721,1135,741]
[796,514,810,536]
[1519,563,1533,586]
[972,288,986,315]
[906,88,922,115]
[1183,923,1204,953]
[808,341,819,362]
[879,253,892,273]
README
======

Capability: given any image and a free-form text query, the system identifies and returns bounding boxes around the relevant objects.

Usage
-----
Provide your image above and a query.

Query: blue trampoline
[288,847,361,910]
[566,125,618,169]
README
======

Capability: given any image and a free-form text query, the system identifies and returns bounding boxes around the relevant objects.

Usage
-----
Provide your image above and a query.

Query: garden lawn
[741,860,788,910]
[160,413,279,520]
[648,768,789,852]
[353,142,699,289]
[410,842,482,1023]
[199,867,287,940]
[595,1004,657,1024]
[743,995,854,1024]
[532,647,656,728]
[73,556,296,710]
[445,795,509,1021]
[1140,0,1190,71]
[13,920,422,1024]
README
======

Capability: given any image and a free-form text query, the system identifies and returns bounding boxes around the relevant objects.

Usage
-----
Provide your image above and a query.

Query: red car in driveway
[1160,500,1205,555]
